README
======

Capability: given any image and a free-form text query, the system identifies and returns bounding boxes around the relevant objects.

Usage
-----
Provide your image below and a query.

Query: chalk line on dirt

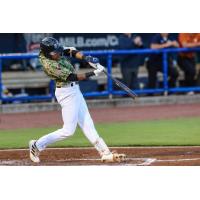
[51,157,157,166]
[156,158,200,162]
[1,157,200,166]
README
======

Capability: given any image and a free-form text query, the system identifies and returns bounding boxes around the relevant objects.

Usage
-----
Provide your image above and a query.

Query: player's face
[50,52,61,60]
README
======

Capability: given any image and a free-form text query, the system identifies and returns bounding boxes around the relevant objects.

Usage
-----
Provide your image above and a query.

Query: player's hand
[94,64,105,76]
[85,56,99,64]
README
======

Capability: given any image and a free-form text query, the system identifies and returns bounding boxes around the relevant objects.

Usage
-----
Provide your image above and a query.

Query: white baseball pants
[36,84,110,156]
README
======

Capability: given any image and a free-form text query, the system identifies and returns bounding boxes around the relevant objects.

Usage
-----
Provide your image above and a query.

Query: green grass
[1,117,200,149]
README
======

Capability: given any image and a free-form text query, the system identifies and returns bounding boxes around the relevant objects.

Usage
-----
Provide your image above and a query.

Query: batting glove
[85,55,99,64]
[94,64,105,76]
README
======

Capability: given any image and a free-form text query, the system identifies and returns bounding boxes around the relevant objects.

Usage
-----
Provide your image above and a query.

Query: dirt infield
[1,146,200,166]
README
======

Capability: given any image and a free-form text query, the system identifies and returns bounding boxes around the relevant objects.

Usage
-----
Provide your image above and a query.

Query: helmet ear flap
[43,51,52,59]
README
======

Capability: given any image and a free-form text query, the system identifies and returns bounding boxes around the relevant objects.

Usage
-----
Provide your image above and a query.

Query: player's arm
[63,47,99,64]
[67,73,94,81]
[63,47,84,59]
[42,61,103,82]
[67,65,105,81]
[63,47,101,81]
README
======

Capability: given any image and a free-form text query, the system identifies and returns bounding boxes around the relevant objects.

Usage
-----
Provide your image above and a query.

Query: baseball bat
[89,63,138,100]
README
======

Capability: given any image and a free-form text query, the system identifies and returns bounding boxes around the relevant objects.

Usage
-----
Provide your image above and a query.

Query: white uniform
[29,50,124,163]
[36,82,110,156]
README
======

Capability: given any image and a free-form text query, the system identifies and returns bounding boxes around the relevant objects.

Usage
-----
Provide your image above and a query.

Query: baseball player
[29,37,126,163]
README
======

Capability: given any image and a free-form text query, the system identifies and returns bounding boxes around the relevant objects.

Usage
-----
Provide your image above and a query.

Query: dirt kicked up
[1,146,200,166]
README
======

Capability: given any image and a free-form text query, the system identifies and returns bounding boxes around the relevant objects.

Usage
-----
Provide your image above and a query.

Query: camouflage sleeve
[39,52,71,81]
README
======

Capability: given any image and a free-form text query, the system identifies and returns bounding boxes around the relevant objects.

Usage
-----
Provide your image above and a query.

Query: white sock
[93,137,111,156]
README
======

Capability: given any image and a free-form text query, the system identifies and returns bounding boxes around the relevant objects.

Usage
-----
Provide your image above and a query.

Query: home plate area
[1,147,200,166]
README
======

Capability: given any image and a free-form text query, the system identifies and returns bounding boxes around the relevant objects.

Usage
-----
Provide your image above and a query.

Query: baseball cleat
[29,140,40,163]
[101,152,127,163]
[113,152,127,162]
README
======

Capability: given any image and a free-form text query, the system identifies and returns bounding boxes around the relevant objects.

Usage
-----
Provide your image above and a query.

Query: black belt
[57,82,78,88]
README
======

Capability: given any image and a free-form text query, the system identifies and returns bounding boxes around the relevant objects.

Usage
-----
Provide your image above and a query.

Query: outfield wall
[2,94,200,113]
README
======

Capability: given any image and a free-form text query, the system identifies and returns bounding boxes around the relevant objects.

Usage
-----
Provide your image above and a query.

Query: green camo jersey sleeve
[39,51,75,87]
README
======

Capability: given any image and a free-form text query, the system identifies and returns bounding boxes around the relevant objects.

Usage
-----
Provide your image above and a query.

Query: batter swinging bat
[89,63,138,100]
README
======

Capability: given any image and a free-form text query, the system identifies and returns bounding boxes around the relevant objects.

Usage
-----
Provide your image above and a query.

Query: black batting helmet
[40,37,63,58]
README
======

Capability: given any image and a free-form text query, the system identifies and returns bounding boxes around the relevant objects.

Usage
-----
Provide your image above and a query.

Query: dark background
[0,33,178,53]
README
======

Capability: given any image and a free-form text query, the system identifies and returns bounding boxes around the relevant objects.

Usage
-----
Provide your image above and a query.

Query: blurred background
[1,33,200,103]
